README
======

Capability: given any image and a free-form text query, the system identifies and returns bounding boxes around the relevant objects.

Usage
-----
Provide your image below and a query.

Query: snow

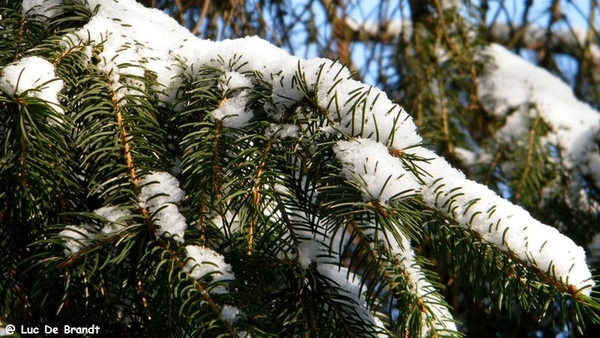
[60,206,131,254]
[293,219,343,270]
[453,147,477,167]
[419,150,594,293]
[344,17,412,43]
[59,225,94,255]
[210,211,242,235]
[184,245,235,294]
[57,0,203,103]
[392,231,457,335]
[471,44,600,292]
[211,71,256,127]
[139,172,186,242]
[334,138,421,203]
[316,265,382,333]
[297,239,324,269]
[489,24,600,67]
[139,172,185,208]
[151,204,187,241]
[220,305,241,324]
[320,78,422,149]
[95,206,130,234]
[219,71,252,92]
[266,123,299,139]
[22,0,63,19]
[478,44,600,197]
[0,56,64,116]
[20,0,597,331]
[211,93,253,127]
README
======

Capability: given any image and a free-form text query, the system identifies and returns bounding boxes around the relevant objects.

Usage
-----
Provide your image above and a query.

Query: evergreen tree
[0,0,599,337]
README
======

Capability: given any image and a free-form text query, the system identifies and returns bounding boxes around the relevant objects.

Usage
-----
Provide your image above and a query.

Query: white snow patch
[334,138,420,203]
[22,0,63,19]
[211,93,253,128]
[419,146,595,294]
[184,245,235,294]
[317,265,382,333]
[0,56,64,116]
[220,305,241,324]
[392,231,458,335]
[297,239,323,269]
[60,206,133,254]
[266,123,299,139]
[478,43,600,198]
[219,71,252,92]
[139,172,185,208]
[140,172,186,242]
[59,225,94,255]
[95,206,130,235]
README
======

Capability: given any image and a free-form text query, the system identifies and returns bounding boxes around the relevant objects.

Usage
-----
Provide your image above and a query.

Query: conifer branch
[57,231,123,270]
[15,15,25,61]
[4,1,599,336]
[112,92,140,191]
[514,115,540,203]
[213,119,223,202]
[107,74,157,234]
[485,144,507,186]
[428,205,590,300]
[248,136,275,254]
[435,71,454,157]
[160,241,239,338]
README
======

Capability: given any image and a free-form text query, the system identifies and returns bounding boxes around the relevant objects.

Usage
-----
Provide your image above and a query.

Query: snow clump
[184,245,235,294]
[0,56,64,116]
[139,172,187,242]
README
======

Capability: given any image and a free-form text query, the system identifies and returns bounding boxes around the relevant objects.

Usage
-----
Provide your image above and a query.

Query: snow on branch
[478,44,600,208]
[334,138,420,203]
[389,228,458,335]
[0,56,64,115]
[59,206,130,254]
[23,0,597,332]
[342,15,599,66]
[139,171,187,242]
[417,146,594,294]
[184,245,236,294]
[488,23,600,65]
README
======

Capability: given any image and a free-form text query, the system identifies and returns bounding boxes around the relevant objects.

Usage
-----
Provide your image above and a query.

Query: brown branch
[514,115,540,203]
[250,0,284,47]
[15,15,25,61]
[248,137,274,254]
[300,286,318,338]
[112,91,140,191]
[174,0,186,27]
[484,144,507,186]
[410,24,426,127]
[199,193,207,246]
[137,278,152,321]
[111,83,155,226]
[318,0,358,75]
[191,0,212,36]
[435,71,454,158]
[252,137,274,206]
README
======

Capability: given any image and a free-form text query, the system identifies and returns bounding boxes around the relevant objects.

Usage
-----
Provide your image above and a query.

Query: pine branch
[3,1,599,337]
